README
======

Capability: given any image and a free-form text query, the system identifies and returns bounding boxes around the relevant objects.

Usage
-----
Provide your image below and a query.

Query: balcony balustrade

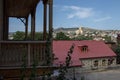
[0,41,48,67]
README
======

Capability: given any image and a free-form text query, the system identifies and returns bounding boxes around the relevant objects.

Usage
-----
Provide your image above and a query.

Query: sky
[9,0,120,32]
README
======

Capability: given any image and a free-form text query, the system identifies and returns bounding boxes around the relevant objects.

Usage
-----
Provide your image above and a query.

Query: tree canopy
[55,32,70,40]
[115,45,120,64]
[12,31,44,40]
[103,35,112,42]
[13,31,25,40]
[74,35,93,40]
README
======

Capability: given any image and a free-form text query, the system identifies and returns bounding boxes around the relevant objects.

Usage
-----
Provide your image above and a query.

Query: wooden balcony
[0,41,49,67]
[0,41,54,79]
[0,0,53,79]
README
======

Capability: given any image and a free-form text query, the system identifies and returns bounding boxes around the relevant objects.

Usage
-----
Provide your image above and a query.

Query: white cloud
[63,6,94,19]
[94,16,112,22]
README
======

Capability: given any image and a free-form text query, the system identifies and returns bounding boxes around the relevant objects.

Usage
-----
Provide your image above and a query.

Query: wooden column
[3,16,9,40]
[31,8,36,40]
[3,15,9,40]
[48,0,53,41]
[43,0,47,40]
[48,0,53,65]
[3,0,9,40]
[28,43,31,66]
[0,0,4,40]
[25,16,28,40]
[0,0,4,54]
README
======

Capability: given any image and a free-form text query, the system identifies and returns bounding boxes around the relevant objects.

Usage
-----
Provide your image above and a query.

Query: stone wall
[81,57,116,70]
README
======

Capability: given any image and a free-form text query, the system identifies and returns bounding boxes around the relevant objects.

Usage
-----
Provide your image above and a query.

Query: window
[94,60,98,67]
[108,58,114,65]
[102,60,106,66]
[78,45,88,52]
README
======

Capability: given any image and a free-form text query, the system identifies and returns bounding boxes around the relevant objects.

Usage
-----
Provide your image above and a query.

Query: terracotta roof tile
[53,40,116,67]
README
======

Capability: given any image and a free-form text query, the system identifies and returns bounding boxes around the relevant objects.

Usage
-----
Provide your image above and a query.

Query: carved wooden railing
[0,41,48,67]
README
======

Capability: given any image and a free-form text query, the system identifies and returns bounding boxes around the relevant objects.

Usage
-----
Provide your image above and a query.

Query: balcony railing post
[28,43,31,66]
[0,41,47,67]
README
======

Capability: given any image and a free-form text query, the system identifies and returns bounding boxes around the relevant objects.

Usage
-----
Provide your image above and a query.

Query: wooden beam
[0,67,54,79]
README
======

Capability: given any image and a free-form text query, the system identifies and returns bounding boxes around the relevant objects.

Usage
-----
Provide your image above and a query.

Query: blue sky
[9,0,120,32]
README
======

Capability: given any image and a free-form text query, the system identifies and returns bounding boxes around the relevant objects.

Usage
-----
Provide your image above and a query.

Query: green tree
[115,45,120,64]
[34,32,44,40]
[13,31,25,40]
[74,35,93,40]
[13,31,44,40]
[103,35,112,42]
[57,44,75,80]
[55,32,70,40]
[27,32,44,40]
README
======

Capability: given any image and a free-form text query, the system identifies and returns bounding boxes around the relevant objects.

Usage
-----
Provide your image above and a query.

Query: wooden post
[48,0,53,40]
[0,0,3,40]
[3,16,9,40]
[3,0,9,40]
[0,0,4,54]
[48,0,53,65]
[43,0,47,40]
[28,43,31,66]
[25,16,28,40]
[31,8,36,40]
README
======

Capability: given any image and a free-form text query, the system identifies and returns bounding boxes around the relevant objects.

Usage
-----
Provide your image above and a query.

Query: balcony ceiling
[6,0,40,18]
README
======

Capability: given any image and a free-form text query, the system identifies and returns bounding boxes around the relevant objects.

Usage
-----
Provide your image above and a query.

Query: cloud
[62,6,94,19]
[94,16,112,22]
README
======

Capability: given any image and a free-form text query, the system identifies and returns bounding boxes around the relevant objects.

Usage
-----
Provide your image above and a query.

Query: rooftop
[53,40,116,66]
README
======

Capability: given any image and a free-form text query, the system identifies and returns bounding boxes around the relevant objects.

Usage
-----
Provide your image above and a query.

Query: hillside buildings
[53,27,120,42]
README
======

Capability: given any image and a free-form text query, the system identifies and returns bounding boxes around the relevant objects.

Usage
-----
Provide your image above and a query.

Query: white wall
[81,57,116,69]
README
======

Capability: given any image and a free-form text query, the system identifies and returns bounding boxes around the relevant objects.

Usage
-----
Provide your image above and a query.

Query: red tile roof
[53,40,116,67]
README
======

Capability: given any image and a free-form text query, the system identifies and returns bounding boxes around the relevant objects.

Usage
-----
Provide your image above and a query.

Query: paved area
[73,69,120,80]
[83,70,120,80]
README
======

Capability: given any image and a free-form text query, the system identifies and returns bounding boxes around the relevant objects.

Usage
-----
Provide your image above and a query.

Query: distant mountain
[80,27,99,31]
[54,27,79,33]
[54,27,120,33]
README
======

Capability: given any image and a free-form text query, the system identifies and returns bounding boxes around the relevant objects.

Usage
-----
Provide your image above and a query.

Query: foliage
[13,31,44,40]
[115,45,120,55]
[29,52,39,80]
[81,76,85,80]
[115,45,120,64]
[20,51,27,80]
[13,31,25,40]
[34,32,44,40]
[57,44,75,80]
[74,35,93,40]
[55,32,70,40]
[103,35,112,42]
[39,43,75,80]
